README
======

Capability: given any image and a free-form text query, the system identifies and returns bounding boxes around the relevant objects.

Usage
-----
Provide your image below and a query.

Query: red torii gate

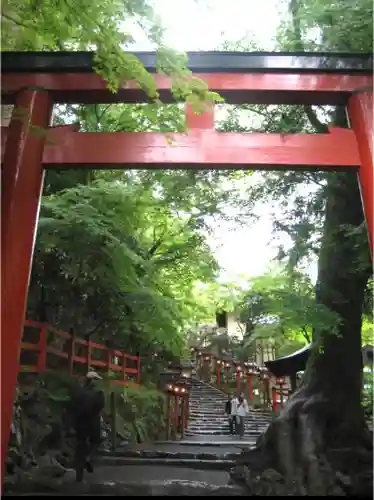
[1,51,373,477]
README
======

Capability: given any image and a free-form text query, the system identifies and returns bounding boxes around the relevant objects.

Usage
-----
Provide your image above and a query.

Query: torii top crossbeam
[1,51,373,484]
[2,51,373,105]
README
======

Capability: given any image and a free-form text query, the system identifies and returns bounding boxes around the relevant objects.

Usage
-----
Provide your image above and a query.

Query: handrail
[20,319,140,385]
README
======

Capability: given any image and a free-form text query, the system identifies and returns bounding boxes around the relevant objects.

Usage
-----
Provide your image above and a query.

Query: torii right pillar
[348,90,373,257]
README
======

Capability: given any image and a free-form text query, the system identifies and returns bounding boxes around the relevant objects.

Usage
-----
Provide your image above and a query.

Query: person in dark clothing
[225,394,235,435]
[69,371,105,482]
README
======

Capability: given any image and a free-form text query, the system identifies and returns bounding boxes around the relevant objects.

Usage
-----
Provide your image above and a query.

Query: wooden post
[248,374,253,400]
[347,90,373,255]
[110,391,117,452]
[1,89,52,478]
[67,328,76,376]
[217,362,221,386]
[122,354,127,383]
[185,102,215,130]
[186,391,190,423]
[172,395,178,440]
[264,378,270,407]
[181,396,186,439]
[272,387,278,415]
[280,383,284,406]
[37,326,48,372]
[106,348,112,375]
[136,355,141,384]
[165,393,171,440]
[86,334,92,372]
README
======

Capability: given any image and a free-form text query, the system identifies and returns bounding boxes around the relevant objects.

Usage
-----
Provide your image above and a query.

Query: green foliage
[1,0,223,107]
[29,177,219,357]
[216,0,373,352]
[237,267,340,357]
[98,381,166,442]
[27,88,241,362]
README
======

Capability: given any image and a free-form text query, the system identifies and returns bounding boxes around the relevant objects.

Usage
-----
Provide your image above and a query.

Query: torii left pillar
[1,89,53,483]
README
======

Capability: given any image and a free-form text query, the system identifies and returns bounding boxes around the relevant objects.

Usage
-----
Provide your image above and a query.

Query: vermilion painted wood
[1,90,53,485]
[0,126,360,169]
[348,92,374,255]
[2,62,373,481]
[186,103,214,129]
[248,375,253,401]
[0,124,80,155]
[20,320,140,377]
[37,327,48,372]
[2,73,372,105]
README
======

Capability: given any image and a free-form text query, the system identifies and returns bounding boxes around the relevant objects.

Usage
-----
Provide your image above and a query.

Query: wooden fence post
[106,341,112,376]
[136,353,141,384]
[172,395,178,440]
[110,391,117,452]
[122,353,127,383]
[37,326,48,372]
[86,334,91,372]
[181,396,186,439]
[166,393,171,440]
[67,328,75,376]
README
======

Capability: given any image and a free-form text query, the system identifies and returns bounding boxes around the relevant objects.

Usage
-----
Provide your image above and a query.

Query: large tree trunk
[232,136,372,496]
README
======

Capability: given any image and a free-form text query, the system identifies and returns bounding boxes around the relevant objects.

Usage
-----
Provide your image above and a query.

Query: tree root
[231,392,373,496]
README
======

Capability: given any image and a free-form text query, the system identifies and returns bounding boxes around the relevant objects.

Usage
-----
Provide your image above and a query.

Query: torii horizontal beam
[2,51,372,105]
[2,72,372,105]
[0,126,360,170]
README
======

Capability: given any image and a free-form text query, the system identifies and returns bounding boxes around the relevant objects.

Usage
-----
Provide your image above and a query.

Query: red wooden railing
[20,319,140,385]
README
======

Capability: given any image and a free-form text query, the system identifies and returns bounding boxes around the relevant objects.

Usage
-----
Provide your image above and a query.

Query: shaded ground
[111,440,253,455]
[5,439,247,496]
[5,465,244,496]
[90,464,231,485]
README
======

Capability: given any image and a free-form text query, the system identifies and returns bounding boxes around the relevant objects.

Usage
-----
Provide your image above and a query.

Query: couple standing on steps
[225,393,249,438]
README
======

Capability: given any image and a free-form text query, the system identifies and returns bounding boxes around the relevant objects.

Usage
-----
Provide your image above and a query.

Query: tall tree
[225,0,373,495]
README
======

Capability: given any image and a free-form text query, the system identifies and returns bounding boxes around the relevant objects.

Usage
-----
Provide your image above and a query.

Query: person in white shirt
[236,394,249,438]
[230,394,239,435]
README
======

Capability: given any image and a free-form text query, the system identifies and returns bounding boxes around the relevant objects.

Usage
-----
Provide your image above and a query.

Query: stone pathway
[5,440,250,496]
[179,435,257,446]
[187,377,273,438]
[91,464,231,485]
[6,376,272,496]
[6,463,245,496]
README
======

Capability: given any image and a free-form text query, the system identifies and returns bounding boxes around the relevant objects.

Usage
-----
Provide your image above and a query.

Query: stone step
[8,469,246,496]
[190,396,226,399]
[184,430,263,436]
[189,410,272,416]
[189,410,272,418]
[187,428,269,434]
[188,423,270,428]
[97,456,236,470]
[188,416,272,423]
[188,421,269,429]
[188,420,271,427]
[185,377,272,440]
[100,448,240,460]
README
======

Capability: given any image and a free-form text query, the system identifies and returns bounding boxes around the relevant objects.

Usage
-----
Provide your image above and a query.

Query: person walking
[231,393,240,435]
[69,371,105,482]
[225,394,235,435]
[236,394,249,439]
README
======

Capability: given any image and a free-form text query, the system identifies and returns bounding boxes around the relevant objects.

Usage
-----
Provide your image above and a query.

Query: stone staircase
[186,377,273,441]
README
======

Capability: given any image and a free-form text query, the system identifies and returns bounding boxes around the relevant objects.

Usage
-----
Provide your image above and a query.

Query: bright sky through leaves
[129,0,317,285]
